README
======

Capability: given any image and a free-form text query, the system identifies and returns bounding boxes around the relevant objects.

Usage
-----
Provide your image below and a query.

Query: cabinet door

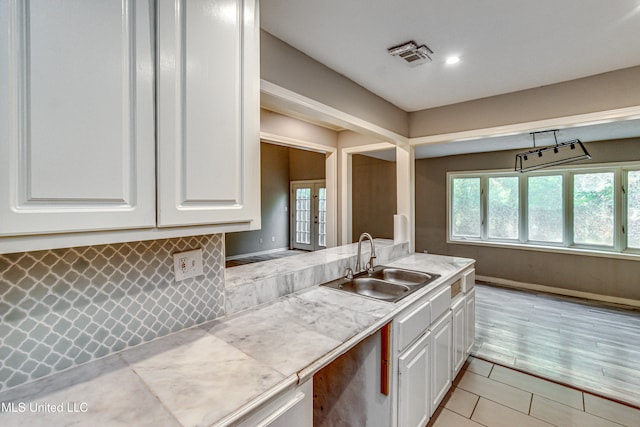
[465,288,476,356]
[452,297,466,376]
[430,311,452,414]
[0,0,155,236]
[156,0,260,228]
[397,332,431,427]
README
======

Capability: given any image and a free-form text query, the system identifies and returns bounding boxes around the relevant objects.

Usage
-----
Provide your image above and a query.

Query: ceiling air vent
[388,41,433,66]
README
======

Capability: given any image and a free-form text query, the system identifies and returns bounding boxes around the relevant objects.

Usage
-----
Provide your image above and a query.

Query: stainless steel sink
[339,277,411,301]
[370,267,434,286]
[320,266,440,302]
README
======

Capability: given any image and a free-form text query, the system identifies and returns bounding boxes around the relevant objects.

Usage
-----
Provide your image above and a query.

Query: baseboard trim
[225,247,291,261]
[476,275,640,309]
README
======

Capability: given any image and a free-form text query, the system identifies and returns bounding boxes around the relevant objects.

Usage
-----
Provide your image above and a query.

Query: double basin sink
[321,265,441,302]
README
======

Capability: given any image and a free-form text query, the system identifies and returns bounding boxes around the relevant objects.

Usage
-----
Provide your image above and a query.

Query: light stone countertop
[0,251,474,427]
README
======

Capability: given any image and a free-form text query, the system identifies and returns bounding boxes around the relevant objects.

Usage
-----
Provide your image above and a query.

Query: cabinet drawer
[236,380,312,427]
[430,285,451,322]
[396,299,431,352]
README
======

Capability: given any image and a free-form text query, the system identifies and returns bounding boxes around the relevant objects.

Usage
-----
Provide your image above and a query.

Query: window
[448,163,640,256]
[573,172,614,246]
[451,177,481,239]
[627,171,640,249]
[528,175,563,243]
[487,176,519,240]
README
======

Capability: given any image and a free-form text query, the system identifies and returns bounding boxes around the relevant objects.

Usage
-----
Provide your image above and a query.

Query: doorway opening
[349,150,397,242]
[225,142,330,267]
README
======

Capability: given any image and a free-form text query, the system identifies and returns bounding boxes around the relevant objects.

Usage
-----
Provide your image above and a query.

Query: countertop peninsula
[0,250,474,427]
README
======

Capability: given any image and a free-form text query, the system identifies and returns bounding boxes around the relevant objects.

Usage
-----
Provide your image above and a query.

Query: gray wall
[261,109,339,148]
[415,138,640,301]
[225,144,326,257]
[225,143,290,257]
[409,66,640,137]
[352,155,397,242]
[261,30,409,137]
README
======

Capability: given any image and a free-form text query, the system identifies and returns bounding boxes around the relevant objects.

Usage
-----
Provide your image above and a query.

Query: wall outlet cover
[173,249,204,281]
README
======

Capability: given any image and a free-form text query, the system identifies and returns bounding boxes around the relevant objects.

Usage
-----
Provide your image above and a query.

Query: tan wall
[261,109,339,148]
[226,143,290,257]
[409,65,640,137]
[261,30,409,137]
[352,155,397,242]
[337,130,387,148]
[415,138,640,301]
[289,148,326,181]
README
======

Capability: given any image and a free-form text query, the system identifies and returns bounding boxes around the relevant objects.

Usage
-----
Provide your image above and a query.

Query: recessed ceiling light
[445,56,460,65]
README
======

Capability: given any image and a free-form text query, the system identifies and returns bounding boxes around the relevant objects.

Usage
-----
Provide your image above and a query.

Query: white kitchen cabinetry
[237,380,312,427]
[397,331,431,427]
[0,0,260,251]
[451,295,466,376]
[462,268,475,292]
[430,310,452,413]
[465,287,476,356]
[0,0,156,236]
[156,0,260,227]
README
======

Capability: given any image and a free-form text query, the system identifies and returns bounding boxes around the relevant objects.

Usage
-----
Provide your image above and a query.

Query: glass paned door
[291,181,326,251]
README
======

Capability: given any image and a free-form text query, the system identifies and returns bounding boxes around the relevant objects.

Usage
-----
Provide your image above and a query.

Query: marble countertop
[0,252,474,427]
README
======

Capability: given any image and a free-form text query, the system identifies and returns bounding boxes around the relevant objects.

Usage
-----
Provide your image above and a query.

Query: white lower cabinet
[465,288,476,356]
[238,380,312,427]
[451,296,466,377]
[393,282,454,426]
[430,311,452,414]
[311,270,474,427]
[397,332,431,427]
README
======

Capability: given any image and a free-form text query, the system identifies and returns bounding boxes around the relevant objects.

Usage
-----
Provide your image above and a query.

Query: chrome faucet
[355,232,377,274]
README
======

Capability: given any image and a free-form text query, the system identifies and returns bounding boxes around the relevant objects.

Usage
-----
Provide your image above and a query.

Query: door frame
[260,132,337,248]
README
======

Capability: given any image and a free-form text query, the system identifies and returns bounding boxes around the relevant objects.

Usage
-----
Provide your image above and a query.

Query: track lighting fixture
[515,130,591,172]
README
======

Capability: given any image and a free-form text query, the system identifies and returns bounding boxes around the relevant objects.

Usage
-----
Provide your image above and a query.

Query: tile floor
[428,357,640,427]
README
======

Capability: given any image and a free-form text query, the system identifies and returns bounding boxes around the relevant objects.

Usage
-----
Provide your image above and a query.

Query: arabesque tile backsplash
[0,234,225,391]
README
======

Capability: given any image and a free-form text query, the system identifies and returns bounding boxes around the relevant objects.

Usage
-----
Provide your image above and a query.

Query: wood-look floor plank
[474,284,640,408]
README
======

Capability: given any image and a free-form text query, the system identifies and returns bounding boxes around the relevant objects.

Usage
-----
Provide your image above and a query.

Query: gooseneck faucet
[355,232,377,273]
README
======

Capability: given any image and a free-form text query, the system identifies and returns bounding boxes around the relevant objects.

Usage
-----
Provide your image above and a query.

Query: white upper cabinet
[156,0,260,228]
[0,0,156,236]
[0,0,260,249]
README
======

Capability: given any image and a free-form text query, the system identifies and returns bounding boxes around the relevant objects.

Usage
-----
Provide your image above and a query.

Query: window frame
[446,161,640,260]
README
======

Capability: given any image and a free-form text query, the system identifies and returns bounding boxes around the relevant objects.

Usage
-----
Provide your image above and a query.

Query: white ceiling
[261,1,640,159]
[261,0,640,112]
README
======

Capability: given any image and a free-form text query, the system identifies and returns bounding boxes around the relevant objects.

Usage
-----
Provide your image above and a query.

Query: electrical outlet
[271,236,275,242]
[173,249,204,281]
